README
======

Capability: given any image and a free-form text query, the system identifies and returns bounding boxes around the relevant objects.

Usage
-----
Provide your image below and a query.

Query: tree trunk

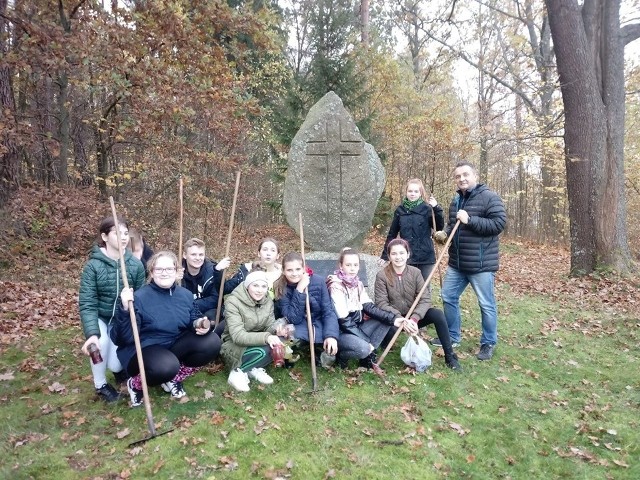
[359,0,369,47]
[0,0,19,205]
[545,0,634,274]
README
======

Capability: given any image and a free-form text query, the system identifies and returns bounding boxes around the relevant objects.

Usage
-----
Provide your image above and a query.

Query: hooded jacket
[381,202,444,265]
[78,244,146,339]
[110,282,201,370]
[221,283,277,370]
[444,184,506,273]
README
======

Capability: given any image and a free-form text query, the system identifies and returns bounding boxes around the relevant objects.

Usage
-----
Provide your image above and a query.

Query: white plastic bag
[400,336,432,372]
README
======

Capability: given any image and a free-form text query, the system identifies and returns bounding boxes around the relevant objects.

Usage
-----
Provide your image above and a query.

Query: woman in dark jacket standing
[79,216,146,402]
[112,251,221,406]
[380,178,444,280]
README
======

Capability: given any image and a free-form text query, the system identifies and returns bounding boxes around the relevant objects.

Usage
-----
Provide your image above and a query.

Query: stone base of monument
[305,252,383,300]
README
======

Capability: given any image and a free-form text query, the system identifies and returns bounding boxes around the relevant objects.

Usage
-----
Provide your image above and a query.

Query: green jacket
[79,245,146,339]
[221,284,277,370]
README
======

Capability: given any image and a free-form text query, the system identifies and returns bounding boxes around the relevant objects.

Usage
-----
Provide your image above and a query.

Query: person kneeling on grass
[326,248,400,374]
[274,252,339,365]
[111,251,221,406]
[79,216,146,403]
[375,239,461,371]
[222,267,287,392]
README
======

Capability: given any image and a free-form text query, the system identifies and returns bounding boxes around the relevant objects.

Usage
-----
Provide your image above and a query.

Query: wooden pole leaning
[109,198,173,446]
[429,196,444,289]
[298,212,318,391]
[178,176,184,260]
[376,219,461,367]
[214,171,241,327]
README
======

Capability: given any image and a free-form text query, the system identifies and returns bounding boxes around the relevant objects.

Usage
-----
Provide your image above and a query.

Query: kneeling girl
[222,268,285,392]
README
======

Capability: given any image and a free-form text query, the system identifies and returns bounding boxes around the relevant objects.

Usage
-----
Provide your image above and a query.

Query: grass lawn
[1,279,638,480]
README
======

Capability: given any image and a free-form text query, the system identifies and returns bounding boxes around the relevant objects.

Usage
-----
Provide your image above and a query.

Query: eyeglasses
[153,267,176,274]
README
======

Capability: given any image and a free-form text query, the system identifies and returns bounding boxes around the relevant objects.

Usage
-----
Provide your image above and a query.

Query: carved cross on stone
[283,91,385,252]
[305,117,364,226]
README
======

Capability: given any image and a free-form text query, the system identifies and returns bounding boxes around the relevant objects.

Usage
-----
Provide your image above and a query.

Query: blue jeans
[441,267,498,345]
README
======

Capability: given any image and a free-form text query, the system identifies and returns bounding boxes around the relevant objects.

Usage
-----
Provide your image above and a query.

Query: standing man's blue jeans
[441,267,498,345]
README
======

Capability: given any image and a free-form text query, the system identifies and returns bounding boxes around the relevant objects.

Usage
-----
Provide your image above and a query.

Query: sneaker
[127,378,143,407]
[96,383,121,403]
[445,353,462,371]
[430,338,460,348]
[476,343,495,361]
[228,368,250,392]
[248,367,274,385]
[161,380,186,399]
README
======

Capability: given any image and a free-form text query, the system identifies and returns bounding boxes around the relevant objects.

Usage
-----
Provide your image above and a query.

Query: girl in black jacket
[380,178,444,280]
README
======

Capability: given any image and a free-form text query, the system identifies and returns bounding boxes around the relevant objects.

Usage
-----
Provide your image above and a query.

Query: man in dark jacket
[433,162,506,361]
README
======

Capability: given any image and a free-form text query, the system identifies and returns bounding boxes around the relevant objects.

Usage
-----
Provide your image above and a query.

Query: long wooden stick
[430,198,443,289]
[377,219,461,366]
[214,171,241,327]
[109,198,156,435]
[178,177,183,259]
[298,212,318,391]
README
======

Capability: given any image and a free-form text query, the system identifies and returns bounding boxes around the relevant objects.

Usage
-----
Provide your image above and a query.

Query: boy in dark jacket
[180,238,243,332]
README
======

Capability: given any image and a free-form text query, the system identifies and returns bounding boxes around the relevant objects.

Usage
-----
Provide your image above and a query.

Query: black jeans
[126,331,221,385]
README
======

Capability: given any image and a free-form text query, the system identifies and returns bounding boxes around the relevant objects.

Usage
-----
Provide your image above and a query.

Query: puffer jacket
[221,284,277,370]
[78,245,146,339]
[444,184,506,273]
[110,282,202,371]
[374,265,431,320]
[275,274,339,343]
[381,202,444,265]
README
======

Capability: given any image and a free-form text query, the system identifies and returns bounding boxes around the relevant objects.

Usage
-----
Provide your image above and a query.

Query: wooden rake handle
[109,198,156,436]
[214,171,241,327]
[376,219,461,366]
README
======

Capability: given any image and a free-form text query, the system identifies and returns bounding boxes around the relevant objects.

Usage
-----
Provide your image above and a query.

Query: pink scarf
[335,269,360,289]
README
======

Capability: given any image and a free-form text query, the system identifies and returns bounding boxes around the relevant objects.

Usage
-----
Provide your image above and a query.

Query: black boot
[359,351,377,368]
[333,353,347,369]
[359,352,384,376]
[113,369,129,386]
[445,352,462,371]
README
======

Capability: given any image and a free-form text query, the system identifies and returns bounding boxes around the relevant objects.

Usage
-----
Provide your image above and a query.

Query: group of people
[78,161,506,406]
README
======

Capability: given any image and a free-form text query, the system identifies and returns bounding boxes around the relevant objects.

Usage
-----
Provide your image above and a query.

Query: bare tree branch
[420,26,539,114]
[621,23,640,46]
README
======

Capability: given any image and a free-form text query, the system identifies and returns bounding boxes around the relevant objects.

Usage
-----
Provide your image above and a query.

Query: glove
[434,231,448,244]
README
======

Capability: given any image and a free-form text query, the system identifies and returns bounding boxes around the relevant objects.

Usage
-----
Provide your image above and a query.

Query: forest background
[1,1,640,478]
[0,0,639,273]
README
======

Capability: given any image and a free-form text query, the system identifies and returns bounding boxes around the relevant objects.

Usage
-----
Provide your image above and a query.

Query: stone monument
[283,91,385,252]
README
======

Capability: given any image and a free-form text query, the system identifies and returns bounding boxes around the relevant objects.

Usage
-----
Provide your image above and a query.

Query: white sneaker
[248,367,273,385]
[228,368,250,392]
[161,380,186,399]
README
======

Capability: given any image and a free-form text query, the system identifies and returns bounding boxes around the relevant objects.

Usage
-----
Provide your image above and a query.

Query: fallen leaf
[116,428,130,439]
[48,381,66,393]
[449,422,467,436]
[0,371,15,381]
